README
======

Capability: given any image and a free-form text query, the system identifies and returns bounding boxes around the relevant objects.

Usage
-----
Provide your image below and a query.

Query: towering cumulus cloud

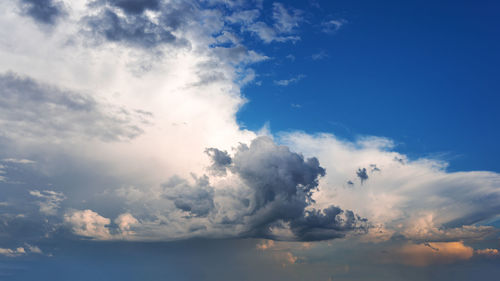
[203,136,366,241]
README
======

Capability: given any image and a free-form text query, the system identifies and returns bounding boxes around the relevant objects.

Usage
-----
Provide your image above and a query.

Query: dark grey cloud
[19,0,65,25]
[83,1,195,49]
[370,164,381,172]
[290,206,366,241]
[206,136,367,241]
[163,175,215,218]
[0,72,145,142]
[102,0,161,14]
[205,148,232,176]
[356,168,368,184]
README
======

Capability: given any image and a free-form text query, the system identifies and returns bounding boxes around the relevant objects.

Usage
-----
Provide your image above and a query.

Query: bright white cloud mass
[0,0,499,277]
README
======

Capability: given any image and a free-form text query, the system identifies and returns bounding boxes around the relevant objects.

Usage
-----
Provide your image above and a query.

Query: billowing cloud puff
[475,248,500,257]
[64,209,112,240]
[115,213,139,237]
[202,136,366,241]
[0,244,42,257]
[102,137,366,242]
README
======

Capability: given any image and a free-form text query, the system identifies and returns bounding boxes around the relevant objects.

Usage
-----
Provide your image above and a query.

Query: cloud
[228,3,303,43]
[475,248,500,257]
[246,22,300,43]
[100,0,161,15]
[356,168,368,184]
[203,136,366,241]
[280,251,298,266]
[29,190,66,215]
[256,239,275,250]
[64,209,112,240]
[280,132,500,243]
[205,148,232,176]
[2,158,35,164]
[0,244,42,257]
[226,9,260,25]
[163,175,215,218]
[0,247,26,257]
[0,73,145,142]
[106,137,365,242]
[115,213,139,237]
[0,0,499,259]
[18,0,65,25]
[394,242,474,266]
[311,50,328,61]
[83,6,189,49]
[274,74,305,86]
[272,3,302,34]
[321,19,346,33]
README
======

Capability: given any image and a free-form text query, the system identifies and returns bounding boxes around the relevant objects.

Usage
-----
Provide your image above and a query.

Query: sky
[0,0,499,280]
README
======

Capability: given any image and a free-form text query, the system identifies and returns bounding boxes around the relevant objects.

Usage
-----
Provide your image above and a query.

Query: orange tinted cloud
[395,241,474,266]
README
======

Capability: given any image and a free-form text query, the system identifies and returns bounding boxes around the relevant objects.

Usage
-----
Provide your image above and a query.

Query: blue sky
[0,0,499,280]
[237,0,500,172]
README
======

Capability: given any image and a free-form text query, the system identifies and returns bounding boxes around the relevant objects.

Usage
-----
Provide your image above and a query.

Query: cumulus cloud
[202,136,366,241]
[115,213,139,237]
[256,239,275,250]
[0,247,26,257]
[475,248,500,257]
[64,209,112,240]
[106,137,365,242]
[163,175,215,218]
[280,132,500,243]
[0,244,42,257]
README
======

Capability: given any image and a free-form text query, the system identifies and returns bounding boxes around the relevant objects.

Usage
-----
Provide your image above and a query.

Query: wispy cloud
[321,19,347,33]
[311,50,328,60]
[274,74,306,86]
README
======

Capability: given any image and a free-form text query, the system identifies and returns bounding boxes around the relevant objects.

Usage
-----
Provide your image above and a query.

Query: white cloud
[274,74,306,86]
[272,3,302,34]
[2,158,35,164]
[64,209,112,240]
[280,132,500,242]
[321,19,346,33]
[0,244,42,257]
[0,247,26,257]
[311,50,328,61]
[115,213,139,237]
